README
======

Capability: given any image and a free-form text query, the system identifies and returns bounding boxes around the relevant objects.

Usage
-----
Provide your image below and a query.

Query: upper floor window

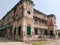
[16,14,18,17]
[27,11,30,14]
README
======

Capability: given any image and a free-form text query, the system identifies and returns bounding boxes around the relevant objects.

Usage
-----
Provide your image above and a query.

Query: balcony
[33,14,48,21]
[34,20,48,29]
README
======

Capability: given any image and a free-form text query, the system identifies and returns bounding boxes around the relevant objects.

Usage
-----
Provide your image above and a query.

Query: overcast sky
[0,0,60,29]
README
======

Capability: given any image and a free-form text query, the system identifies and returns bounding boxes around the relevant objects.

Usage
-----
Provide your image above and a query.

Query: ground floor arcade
[34,28,56,38]
[0,25,57,41]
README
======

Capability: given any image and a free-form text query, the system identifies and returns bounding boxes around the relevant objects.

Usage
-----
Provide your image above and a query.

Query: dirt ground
[45,39,60,45]
[0,37,31,45]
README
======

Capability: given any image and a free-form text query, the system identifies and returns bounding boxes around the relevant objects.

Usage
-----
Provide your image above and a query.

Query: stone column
[40,29,42,35]
[55,31,58,38]
[48,30,50,36]
[7,28,9,38]
[53,30,56,38]
[7,28,11,39]
[22,17,27,41]
[38,29,41,35]
[41,29,44,35]
[31,27,34,40]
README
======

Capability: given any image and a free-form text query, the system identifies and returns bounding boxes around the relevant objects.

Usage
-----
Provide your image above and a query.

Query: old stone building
[57,30,60,38]
[0,0,57,41]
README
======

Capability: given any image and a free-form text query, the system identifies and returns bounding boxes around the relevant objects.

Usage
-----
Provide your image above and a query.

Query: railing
[33,14,48,21]
[34,22,48,29]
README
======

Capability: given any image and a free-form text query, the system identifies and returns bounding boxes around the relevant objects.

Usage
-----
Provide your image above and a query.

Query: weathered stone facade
[0,0,57,41]
[57,30,60,38]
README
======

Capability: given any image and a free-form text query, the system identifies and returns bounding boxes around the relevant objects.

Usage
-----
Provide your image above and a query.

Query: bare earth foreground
[0,37,60,45]
[45,39,60,45]
[0,37,31,45]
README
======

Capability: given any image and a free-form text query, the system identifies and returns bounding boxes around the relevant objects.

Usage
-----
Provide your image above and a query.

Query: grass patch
[32,41,51,45]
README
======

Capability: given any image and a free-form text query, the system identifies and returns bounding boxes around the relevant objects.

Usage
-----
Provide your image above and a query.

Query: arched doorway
[50,31,54,36]
[27,26,31,36]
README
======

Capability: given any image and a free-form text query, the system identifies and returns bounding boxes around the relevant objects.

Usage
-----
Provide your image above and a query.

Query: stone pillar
[30,19,34,41]
[55,31,58,38]
[42,30,45,35]
[31,27,34,40]
[22,17,27,41]
[53,30,56,38]
[7,28,9,38]
[47,30,50,36]
[22,1,27,41]
[40,29,42,35]
[37,29,41,35]
[7,28,12,39]
[41,29,44,35]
